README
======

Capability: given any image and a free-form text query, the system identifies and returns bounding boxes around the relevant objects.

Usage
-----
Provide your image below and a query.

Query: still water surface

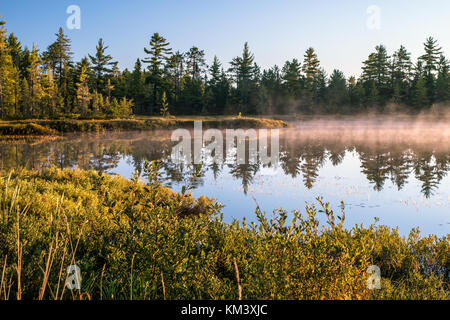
[1,119,449,236]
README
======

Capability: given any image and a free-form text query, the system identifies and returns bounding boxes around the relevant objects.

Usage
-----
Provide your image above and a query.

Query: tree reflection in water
[1,126,450,198]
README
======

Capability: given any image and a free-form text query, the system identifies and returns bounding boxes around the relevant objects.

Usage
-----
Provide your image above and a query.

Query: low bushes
[0,167,448,300]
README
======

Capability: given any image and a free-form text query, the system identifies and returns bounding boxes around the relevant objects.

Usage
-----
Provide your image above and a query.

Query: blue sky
[1,0,450,77]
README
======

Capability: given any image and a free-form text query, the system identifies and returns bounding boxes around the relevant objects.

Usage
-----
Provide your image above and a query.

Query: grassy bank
[0,123,59,136]
[0,117,289,137]
[0,167,448,300]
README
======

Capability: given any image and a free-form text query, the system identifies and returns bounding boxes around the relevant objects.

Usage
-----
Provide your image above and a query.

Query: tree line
[0,15,449,120]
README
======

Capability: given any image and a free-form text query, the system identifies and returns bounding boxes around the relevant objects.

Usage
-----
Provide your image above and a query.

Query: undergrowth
[0,166,448,300]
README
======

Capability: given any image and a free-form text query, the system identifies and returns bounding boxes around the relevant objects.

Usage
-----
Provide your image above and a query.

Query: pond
[1,118,450,236]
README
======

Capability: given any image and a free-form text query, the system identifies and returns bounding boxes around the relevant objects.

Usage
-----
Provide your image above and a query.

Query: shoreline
[0,117,290,137]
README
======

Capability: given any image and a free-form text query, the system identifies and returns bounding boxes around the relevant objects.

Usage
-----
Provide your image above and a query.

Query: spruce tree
[327,69,348,110]
[130,58,146,112]
[209,56,221,87]
[207,56,223,114]
[282,59,303,99]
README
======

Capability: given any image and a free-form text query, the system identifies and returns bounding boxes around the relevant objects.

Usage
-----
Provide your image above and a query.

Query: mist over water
[1,116,449,236]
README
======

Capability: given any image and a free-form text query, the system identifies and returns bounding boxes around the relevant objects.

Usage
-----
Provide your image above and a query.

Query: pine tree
[185,46,206,80]
[0,17,18,119]
[420,37,442,77]
[165,51,185,107]
[7,33,22,69]
[302,48,320,82]
[374,45,391,90]
[6,33,23,116]
[419,37,442,103]
[229,42,256,113]
[142,33,172,114]
[89,38,117,92]
[391,46,412,104]
[302,47,320,108]
[362,45,391,106]
[392,46,412,83]
[411,77,429,109]
[43,28,73,94]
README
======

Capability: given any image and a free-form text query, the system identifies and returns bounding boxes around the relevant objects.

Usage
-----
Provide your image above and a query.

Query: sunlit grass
[0,166,447,300]
[0,116,289,137]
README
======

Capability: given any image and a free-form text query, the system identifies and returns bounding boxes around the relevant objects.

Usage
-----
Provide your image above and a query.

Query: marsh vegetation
[0,167,448,300]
